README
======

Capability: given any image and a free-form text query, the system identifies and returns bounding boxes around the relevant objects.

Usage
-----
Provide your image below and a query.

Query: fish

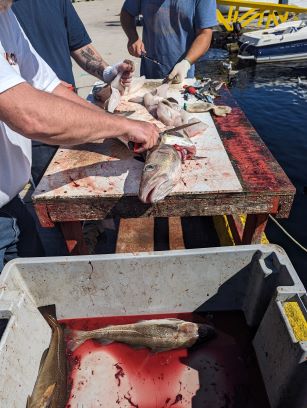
[186,102,232,117]
[27,315,67,408]
[139,131,197,203]
[93,60,137,112]
[125,75,146,95]
[66,318,215,353]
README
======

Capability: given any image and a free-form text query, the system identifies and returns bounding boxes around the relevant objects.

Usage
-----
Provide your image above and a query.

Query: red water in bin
[62,312,270,408]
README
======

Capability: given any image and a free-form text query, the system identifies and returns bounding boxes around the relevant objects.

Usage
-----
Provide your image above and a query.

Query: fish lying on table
[130,83,208,133]
[66,318,215,353]
[138,130,197,204]
[27,315,67,408]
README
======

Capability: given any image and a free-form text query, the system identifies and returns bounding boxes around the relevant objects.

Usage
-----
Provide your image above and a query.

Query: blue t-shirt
[12,0,91,86]
[123,0,217,79]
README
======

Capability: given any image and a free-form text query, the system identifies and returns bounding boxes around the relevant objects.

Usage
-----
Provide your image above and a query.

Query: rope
[269,214,307,253]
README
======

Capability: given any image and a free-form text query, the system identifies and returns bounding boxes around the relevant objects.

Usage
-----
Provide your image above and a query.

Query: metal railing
[217,0,307,31]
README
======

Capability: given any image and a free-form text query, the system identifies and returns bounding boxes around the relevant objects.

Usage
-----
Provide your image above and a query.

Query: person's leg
[0,211,20,271]
[8,196,45,258]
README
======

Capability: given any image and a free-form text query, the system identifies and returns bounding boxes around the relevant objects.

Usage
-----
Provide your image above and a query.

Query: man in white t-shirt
[0,0,159,270]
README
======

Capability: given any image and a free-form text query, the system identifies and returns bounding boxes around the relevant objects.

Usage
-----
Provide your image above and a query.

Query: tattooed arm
[71,43,108,80]
[71,44,134,86]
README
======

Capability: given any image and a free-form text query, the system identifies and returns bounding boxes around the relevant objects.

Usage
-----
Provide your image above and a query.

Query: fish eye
[144,164,156,172]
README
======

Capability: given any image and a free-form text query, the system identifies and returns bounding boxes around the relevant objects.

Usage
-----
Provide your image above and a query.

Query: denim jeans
[0,196,45,271]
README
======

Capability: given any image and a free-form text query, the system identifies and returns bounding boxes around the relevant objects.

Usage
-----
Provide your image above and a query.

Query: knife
[141,52,167,67]
[127,121,201,152]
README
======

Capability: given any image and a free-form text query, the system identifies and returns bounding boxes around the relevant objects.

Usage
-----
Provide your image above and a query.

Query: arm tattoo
[77,46,108,79]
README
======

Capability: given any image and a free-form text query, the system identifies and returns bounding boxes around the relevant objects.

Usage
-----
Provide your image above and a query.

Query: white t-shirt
[0,9,61,208]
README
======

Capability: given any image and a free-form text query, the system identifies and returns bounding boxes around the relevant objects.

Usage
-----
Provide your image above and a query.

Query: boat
[238,20,307,62]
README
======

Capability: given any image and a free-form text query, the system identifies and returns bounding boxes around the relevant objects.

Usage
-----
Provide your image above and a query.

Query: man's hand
[128,38,146,58]
[103,60,135,87]
[118,59,135,87]
[167,59,191,84]
[123,119,159,153]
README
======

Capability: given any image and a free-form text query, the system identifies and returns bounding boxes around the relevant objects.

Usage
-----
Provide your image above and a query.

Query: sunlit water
[198,58,307,288]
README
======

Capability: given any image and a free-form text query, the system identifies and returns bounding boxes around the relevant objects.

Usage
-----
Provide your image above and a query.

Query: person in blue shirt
[121,0,217,82]
[12,0,134,183]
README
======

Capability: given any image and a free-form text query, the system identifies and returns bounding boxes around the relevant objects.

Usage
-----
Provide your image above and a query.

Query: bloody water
[62,312,270,408]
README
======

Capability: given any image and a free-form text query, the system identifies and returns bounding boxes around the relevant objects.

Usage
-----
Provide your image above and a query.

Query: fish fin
[65,328,87,352]
[26,396,32,408]
[38,383,57,408]
[150,347,173,354]
[95,338,113,346]
[38,348,49,375]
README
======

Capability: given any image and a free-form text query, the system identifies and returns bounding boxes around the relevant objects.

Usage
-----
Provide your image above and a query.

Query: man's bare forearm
[0,83,128,145]
[120,8,139,43]
[53,83,102,112]
[185,29,212,64]
[71,44,109,81]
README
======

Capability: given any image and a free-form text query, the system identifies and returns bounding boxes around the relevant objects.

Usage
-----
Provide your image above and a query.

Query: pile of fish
[127,83,208,203]
[66,318,215,353]
[27,316,215,406]
[93,74,232,204]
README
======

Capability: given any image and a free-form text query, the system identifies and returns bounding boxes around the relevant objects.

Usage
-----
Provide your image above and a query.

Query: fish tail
[44,314,58,330]
[65,328,87,352]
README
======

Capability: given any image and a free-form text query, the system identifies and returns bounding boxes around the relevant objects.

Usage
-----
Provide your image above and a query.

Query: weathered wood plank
[168,217,185,250]
[116,218,154,253]
[36,193,283,226]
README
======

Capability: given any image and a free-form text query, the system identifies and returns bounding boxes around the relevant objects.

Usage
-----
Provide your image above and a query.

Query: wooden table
[33,85,295,254]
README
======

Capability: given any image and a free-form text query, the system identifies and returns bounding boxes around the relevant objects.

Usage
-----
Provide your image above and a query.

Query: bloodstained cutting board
[34,80,242,203]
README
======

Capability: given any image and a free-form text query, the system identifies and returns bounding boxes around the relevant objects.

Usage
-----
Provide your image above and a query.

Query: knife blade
[160,121,201,136]
[127,121,201,152]
[141,52,167,67]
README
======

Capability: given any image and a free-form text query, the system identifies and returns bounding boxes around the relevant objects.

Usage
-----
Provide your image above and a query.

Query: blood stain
[114,362,125,386]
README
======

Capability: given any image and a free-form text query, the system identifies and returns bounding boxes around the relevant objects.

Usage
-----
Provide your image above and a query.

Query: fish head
[138,144,182,204]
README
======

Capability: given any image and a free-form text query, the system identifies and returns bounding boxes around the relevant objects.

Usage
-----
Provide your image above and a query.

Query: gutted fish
[66,318,215,353]
[156,100,182,127]
[183,118,209,138]
[186,102,232,117]
[125,75,146,95]
[27,315,67,408]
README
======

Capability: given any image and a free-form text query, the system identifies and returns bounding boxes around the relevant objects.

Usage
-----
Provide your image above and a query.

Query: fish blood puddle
[62,312,270,408]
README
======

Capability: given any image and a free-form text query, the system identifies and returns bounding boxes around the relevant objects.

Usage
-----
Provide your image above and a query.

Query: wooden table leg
[116,218,155,253]
[241,214,269,245]
[59,221,89,255]
[168,217,185,250]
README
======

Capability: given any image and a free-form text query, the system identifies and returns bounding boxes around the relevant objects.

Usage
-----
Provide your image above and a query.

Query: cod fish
[27,315,67,408]
[67,318,215,353]
[139,131,197,203]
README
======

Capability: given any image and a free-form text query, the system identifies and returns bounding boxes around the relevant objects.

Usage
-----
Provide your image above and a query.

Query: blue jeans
[0,196,45,271]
